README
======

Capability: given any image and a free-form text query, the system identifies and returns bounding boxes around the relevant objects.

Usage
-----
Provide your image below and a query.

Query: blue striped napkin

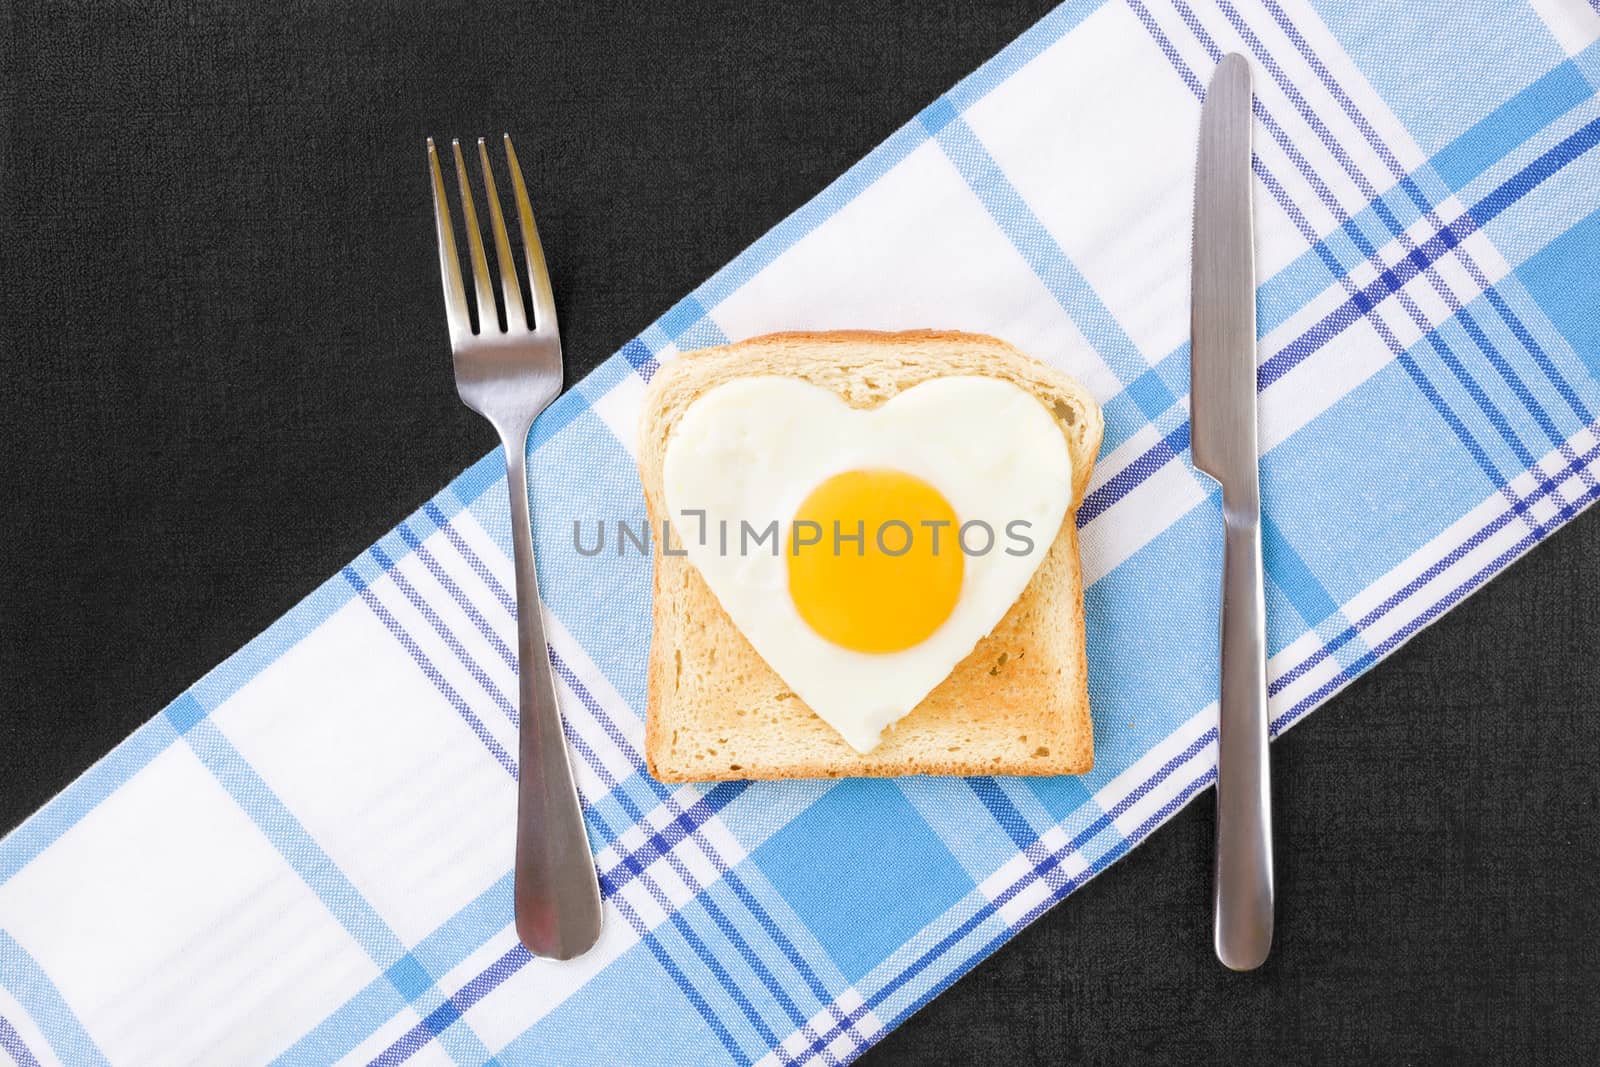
[6,2,1600,1063]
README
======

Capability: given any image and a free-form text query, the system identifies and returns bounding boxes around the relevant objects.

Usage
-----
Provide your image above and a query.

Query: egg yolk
[787,469,964,653]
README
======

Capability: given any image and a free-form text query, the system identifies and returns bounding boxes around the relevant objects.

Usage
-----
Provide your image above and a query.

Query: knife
[1190,53,1274,971]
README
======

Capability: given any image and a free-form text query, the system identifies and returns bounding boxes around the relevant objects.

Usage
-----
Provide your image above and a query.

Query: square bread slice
[637,330,1104,781]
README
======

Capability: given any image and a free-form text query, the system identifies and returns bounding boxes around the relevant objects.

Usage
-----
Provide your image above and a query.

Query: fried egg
[662,375,1072,752]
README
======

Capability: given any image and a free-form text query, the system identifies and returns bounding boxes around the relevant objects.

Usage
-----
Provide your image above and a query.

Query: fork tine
[476,137,528,333]
[502,134,558,334]
[427,138,471,345]
[450,138,499,334]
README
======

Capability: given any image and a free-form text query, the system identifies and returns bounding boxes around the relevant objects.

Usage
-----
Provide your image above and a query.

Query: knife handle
[1213,497,1274,970]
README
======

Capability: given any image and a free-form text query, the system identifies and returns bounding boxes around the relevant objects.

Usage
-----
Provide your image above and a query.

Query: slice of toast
[637,330,1104,781]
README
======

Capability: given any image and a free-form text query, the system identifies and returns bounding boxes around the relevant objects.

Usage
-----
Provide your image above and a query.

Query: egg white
[662,375,1073,752]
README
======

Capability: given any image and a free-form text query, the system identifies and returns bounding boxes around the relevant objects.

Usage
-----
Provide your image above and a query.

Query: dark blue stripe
[1269,618,1362,697]
[1126,0,1203,94]
[1258,215,1478,389]
[621,338,661,380]
[661,907,785,1058]
[639,927,754,1066]
[1472,116,1600,227]
[1417,321,1538,468]
[689,889,817,1046]
[1438,294,1596,488]
[343,566,516,777]
[1077,422,1189,525]
[450,943,528,1015]
[425,501,517,615]
[368,545,518,723]
[369,945,527,1067]
[396,523,517,670]
[1482,286,1593,425]
[1451,310,1570,447]
[1406,304,1573,490]
[965,778,1042,851]
[0,1015,41,1067]
[545,655,650,772]
[720,868,851,1031]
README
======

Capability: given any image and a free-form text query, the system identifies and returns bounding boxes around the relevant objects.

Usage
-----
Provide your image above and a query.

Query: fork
[427,134,603,960]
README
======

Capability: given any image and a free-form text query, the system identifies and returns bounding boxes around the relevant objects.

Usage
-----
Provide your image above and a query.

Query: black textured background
[3,2,1598,1063]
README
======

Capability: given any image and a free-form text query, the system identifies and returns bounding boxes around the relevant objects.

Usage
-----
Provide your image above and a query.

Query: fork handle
[502,425,604,960]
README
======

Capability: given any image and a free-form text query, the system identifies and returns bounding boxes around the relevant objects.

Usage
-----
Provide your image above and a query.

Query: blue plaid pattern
[5,2,1600,1063]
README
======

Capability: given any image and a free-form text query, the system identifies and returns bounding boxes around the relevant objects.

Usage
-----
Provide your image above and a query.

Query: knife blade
[1190,53,1275,971]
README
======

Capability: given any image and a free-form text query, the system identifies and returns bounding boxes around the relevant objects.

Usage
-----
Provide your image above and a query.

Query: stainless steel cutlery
[1190,55,1275,971]
[428,134,603,960]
